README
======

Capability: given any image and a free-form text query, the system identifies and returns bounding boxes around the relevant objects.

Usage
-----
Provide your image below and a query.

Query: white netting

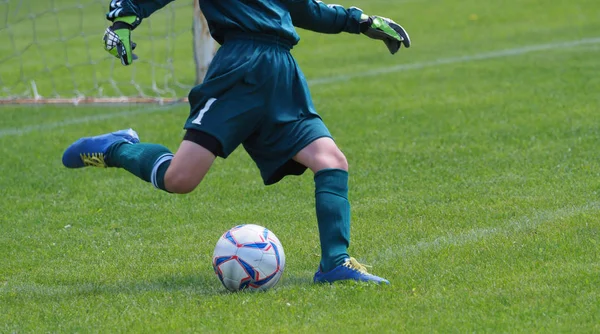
[0,0,213,103]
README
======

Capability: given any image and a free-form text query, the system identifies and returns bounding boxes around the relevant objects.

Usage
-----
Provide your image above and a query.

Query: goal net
[0,0,216,104]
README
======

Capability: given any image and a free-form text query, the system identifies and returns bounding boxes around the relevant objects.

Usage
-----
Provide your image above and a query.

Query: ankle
[105,140,132,167]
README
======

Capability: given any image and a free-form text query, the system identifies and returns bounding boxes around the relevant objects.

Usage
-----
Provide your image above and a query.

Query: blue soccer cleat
[313,257,390,284]
[62,128,139,168]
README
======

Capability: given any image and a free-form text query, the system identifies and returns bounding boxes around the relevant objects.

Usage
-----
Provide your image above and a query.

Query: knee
[316,149,349,172]
[333,150,349,171]
[164,169,202,194]
[294,137,350,173]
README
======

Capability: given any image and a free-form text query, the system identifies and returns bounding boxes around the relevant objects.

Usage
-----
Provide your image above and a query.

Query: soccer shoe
[62,128,139,168]
[313,257,390,284]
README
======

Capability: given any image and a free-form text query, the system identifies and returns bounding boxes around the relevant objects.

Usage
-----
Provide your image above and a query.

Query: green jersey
[108,0,364,45]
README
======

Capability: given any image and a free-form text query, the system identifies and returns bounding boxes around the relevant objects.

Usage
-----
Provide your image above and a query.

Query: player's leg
[243,46,388,283]
[163,138,216,194]
[62,128,217,194]
[108,133,217,193]
[292,137,348,172]
[62,40,264,194]
[245,117,388,283]
[293,137,350,270]
[293,138,389,284]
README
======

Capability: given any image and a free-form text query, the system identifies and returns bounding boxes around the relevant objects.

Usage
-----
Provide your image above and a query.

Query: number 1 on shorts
[191,98,217,125]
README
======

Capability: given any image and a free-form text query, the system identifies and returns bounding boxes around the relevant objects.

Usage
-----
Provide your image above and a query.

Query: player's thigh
[293,137,348,173]
[173,82,263,193]
[164,140,216,194]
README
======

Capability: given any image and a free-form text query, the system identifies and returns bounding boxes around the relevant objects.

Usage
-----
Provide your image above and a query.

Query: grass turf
[1,0,600,332]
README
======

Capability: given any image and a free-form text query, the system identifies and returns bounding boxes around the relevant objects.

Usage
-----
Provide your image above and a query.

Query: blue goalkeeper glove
[360,15,411,55]
[103,16,139,65]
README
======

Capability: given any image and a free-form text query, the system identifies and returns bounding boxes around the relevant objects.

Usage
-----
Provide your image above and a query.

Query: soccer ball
[212,224,285,292]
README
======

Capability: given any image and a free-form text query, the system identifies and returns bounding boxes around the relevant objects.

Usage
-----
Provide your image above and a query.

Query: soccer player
[62,0,410,284]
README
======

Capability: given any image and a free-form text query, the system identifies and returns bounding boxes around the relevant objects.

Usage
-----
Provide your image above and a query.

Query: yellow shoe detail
[80,153,107,167]
[343,257,373,274]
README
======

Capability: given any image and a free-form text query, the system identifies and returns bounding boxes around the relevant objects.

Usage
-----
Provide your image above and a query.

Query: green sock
[106,142,173,191]
[314,168,351,272]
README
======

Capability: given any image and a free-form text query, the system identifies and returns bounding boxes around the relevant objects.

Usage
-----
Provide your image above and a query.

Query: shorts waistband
[222,32,294,51]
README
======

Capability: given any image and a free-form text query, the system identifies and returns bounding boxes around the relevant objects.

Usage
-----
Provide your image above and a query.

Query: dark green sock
[314,168,351,272]
[106,142,173,191]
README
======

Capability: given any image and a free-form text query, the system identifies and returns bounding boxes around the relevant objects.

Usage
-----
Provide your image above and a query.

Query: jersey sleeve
[283,0,364,34]
[106,0,176,28]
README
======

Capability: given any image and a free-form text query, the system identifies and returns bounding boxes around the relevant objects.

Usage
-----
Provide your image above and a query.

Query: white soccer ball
[212,224,285,292]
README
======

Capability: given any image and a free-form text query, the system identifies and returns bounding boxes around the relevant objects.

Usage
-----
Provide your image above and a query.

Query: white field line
[1,202,596,295]
[1,37,599,138]
[375,202,600,262]
[573,44,600,51]
[309,37,600,86]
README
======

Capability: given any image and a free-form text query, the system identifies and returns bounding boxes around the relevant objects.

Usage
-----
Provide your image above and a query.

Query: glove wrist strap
[113,21,133,30]
[359,15,373,33]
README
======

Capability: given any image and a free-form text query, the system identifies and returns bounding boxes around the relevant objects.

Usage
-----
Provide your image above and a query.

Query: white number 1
[191,98,217,125]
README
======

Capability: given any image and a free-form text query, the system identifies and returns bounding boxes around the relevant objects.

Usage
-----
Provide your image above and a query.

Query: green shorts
[184,33,331,185]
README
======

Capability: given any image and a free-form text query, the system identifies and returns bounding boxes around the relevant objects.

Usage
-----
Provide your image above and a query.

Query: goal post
[193,0,214,86]
[0,0,216,105]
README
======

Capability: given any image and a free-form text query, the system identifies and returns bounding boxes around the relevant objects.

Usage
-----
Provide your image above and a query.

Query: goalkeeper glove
[103,16,138,65]
[360,15,411,55]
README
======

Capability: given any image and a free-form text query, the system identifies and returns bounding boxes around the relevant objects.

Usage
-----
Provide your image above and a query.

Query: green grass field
[2,0,600,332]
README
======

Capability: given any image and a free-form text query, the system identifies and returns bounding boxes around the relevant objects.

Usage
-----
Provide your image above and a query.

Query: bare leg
[294,137,350,272]
[164,140,216,194]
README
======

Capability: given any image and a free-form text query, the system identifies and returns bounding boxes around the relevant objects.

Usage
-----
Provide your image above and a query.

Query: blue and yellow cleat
[62,128,139,168]
[313,257,390,284]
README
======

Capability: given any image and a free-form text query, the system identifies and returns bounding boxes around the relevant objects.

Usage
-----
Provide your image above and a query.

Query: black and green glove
[360,14,411,55]
[103,16,138,65]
